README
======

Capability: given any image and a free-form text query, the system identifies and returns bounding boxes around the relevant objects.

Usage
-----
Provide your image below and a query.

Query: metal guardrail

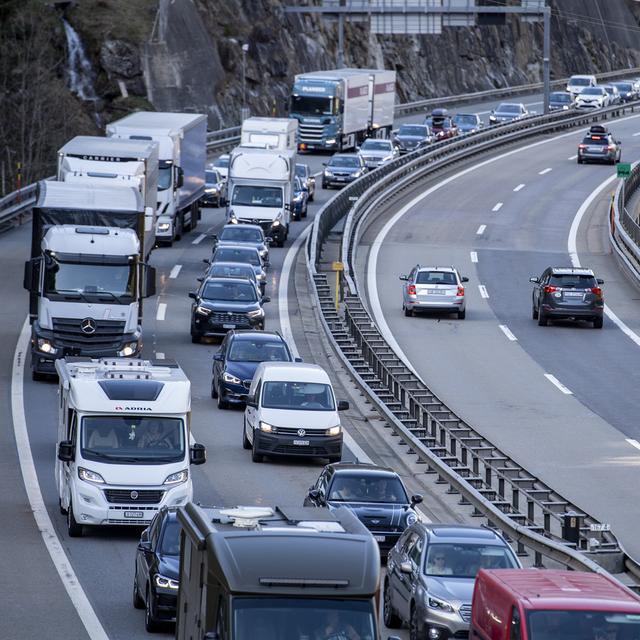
[612,163,640,278]
[307,101,640,582]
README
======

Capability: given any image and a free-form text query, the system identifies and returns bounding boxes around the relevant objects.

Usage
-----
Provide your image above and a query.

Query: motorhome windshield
[232,185,283,208]
[158,162,172,192]
[527,611,640,640]
[232,597,376,640]
[44,257,135,303]
[291,95,334,117]
[81,416,185,464]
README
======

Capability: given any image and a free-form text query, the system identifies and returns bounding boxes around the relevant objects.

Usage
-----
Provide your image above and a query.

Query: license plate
[124,511,144,519]
[223,323,236,329]
[564,291,584,298]
[374,535,386,542]
[336,177,347,181]
[293,439,310,446]
[427,289,446,295]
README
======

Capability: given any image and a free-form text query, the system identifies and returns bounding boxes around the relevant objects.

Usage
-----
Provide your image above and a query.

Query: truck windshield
[44,257,135,303]
[527,611,640,640]
[158,162,172,192]
[81,416,185,464]
[262,381,335,411]
[232,597,376,640]
[290,95,334,116]
[232,185,283,208]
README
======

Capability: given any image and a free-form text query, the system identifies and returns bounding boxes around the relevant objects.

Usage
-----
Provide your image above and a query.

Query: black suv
[189,277,269,342]
[212,330,299,409]
[133,507,181,632]
[303,462,422,556]
[530,267,604,328]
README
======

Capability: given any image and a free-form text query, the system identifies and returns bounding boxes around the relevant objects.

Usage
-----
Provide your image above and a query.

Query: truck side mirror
[400,561,413,574]
[57,440,74,462]
[176,166,184,189]
[190,443,207,465]
[23,258,42,292]
[142,265,156,298]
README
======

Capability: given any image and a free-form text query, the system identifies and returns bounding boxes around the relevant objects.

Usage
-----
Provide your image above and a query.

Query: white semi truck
[106,112,206,245]
[55,357,207,537]
[290,68,396,151]
[57,135,159,258]
[226,146,296,247]
[24,181,156,379]
[240,117,298,151]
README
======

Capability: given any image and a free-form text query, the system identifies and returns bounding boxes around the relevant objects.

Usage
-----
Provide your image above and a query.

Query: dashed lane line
[568,155,578,160]
[492,202,503,212]
[169,265,182,279]
[544,373,573,395]
[626,438,640,451]
[470,251,478,263]
[539,167,553,175]
[478,285,489,299]
[156,303,167,321]
[191,233,206,245]
[513,183,525,192]
[476,225,486,235]
[498,325,518,341]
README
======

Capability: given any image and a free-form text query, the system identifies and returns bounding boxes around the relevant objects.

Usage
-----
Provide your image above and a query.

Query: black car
[189,277,269,342]
[322,153,367,189]
[303,462,423,556]
[547,91,574,112]
[133,507,181,632]
[393,123,433,153]
[530,267,604,328]
[611,81,638,103]
[202,261,260,297]
[577,125,622,165]
[212,330,299,409]
[209,244,267,294]
[201,169,227,207]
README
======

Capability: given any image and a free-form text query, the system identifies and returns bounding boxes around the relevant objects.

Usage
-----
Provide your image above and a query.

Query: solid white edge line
[191,233,206,245]
[498,324,518,341]
[513,183,525,192]
[568,155,578,160]
[492,202,503,212]
[156,302,167,321]
[476,225,486,235]
[544,373,573,395]
[169,264,182,279]
[12,318,110,639]
[478,285,489,299]
[470,251,478,263]
[539,167,552,175]
[626,438,640,451]
[633,132,640,137]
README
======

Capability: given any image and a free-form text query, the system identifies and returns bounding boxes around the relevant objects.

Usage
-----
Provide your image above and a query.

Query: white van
[243,362,349,463]
[566,74,597,97]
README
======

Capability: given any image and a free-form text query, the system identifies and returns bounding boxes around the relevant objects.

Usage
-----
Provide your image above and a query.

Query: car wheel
[302,205,308,218]
[594,316,603,329]
[577,157,583,164]
[409,604,421,640]
[67,500,83,538]
[242,420,251,450]
[145,585,160,633]
[328,454,342,464]
[133,573,144,610]
[276,238,284,248]
[251,437,263,463]
[457,308,466,320]
[59,497,68,515]
[217,390,229,410]
[211,379,218,399]
[191,332,201,344]
[308,191,314,202]
[32,369,46,382]
[404,305,413,317]
[532,302,539,320]
[537,307,548,326]
[383,580,402,629]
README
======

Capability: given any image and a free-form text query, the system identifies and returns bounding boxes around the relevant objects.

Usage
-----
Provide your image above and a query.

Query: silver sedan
[400,266,468,319]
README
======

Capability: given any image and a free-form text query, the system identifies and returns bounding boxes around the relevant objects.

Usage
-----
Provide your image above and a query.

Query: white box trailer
[240,117,298,151]
[106,112,207,245]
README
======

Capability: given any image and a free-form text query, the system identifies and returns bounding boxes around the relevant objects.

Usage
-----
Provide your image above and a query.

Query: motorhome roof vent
[98,379,163,400]
[219,506,274,529]
[75,227,109,235]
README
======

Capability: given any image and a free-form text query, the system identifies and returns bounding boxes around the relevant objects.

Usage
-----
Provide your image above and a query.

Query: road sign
[617,163,631,179]
[589,523,611,532]
[331,261,344,271]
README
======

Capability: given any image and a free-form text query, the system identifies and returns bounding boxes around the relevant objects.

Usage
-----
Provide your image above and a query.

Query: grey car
[322,153,367,189]
[547,91,575,112]
[201,261,261,297]
[531,267,604,328]
[393,123,433,153]
[209,245,267,295]
[211,224,270,265]
[489,102,530,124]
[357,138,400,169]
[577,125,621,165]
[384,524,520,640]
[400,266,468,319]
[452,113,483,134]
[295,163,316,201]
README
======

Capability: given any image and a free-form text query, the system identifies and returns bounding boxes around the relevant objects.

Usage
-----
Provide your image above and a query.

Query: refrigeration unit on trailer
[55,357,207,537]
[106,112,206,245]
[240,117,298,151]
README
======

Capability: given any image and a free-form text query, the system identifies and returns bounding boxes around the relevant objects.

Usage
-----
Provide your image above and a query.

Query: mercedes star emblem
[130,491,139,500]
[297,429,306,437]
[80,317,97,335]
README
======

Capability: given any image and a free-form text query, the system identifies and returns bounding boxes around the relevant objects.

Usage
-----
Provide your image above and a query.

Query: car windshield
[205,170,221,183]
[497,104,521,113]
[399,125,428,136]
[550,93,571,103]
[615,83,633,92]
[233,597,376,640]
[81,416,185,464]
[549,274,598,288]
[214,156,229,168]
[220,227,262,243]
[159,520,181,556]
[202,281,258,302]
[454,114,478,125]
[431,116,449,127]
[415,271,457,285]
[208,263,255,281]
[295,164,308,178]
[361,140,391,151]
[228,339,289,363]
[424,543,518,578]
[158,162,172,192]
[330,156,360,168]
[213,247,260,266]
[232,185,283,208]
[261,381,335,411]
[582,88,602,95]
[527,611,640,640]
[571,77,591,86]
[328,474,409,503]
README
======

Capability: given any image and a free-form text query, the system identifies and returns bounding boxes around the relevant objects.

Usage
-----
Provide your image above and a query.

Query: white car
[210,154,230,180]
[566,74,597,97]
[357,138,400,169]
[243,362,349,463]
[575,86,609,110]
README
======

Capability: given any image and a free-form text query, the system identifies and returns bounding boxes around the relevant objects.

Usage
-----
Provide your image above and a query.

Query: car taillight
[544,285,557,293]
[407,284,416,295]
[607,145,616,151]
[457,286,465,297]
[591,287,602,296]
[578,144,587,149]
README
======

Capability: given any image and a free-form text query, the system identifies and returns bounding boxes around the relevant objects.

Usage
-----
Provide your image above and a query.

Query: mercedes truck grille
[52,318,126,349]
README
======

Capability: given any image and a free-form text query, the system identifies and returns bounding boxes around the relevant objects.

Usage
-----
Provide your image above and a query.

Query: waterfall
[62,19,97,102]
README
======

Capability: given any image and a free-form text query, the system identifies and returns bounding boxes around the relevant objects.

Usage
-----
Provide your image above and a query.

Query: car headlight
[404,509,418,527]
[117,341,139,357]
[37,338,58,355]
[154,574,179,590]
[259,421,275,433]
[164,469,188,485]
[205,187,218,194]
[324,169,333,177]
[78,467,105,484]
[271,220,281,228]
[382,155,393,162]
[256,272,265,281]
[228,211,238,223]
[247,308,265,318]
[489,115,497,122]
[563,105,569,110]
[293,193,303,202]
[325,138,336,145]
[158,222,171,231]
[352,171,362,178]
[428,596,454,613]
[223,372,242,385]
[326,425,342,436]
[195,305,211,315]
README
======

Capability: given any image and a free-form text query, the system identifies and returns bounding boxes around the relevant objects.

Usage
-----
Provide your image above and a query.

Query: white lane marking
[499,324,518,341]
[544,373,573,395]
[568,173,640,348]
[169,264,182,279]
[513,183,525,192]
[470,251,478,263]
[155,352,165,360]
[11,318,110,639]
[626,438,640,451]
[492,202,503,212]
[476,225,486,235]
[633,132,640,137]
[313,171,323,178]
[156,303,167,321]
[568,155,578,160]
[478,284,489,299]
[539,167,552,175]
[192,233,206,245]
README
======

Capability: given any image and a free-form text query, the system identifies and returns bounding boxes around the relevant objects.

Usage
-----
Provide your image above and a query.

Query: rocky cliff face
[1,0,640,187]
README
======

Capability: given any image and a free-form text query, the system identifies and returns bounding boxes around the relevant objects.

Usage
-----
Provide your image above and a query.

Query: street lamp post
[241,43,249,123]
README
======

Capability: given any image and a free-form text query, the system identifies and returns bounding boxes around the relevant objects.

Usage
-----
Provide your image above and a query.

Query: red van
[471,569,640,640]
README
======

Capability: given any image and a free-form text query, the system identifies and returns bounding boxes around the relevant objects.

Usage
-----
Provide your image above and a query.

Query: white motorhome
[227,147,296,247]
[55,357,206,537]
[240,117,298,151]
[106,112,207,245]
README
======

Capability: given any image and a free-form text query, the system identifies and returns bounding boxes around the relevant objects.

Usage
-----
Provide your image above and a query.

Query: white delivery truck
[57,136,159,257]
[106,112,206,245]
[24,181,156,380]
[226,146,296,247]
[290,68,396,151]
[240,117,298,151]
[55,357,207,537]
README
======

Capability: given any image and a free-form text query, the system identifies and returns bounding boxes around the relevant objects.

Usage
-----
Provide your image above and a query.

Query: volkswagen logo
[130,491,139,501]
[80,317,97,335]
[297,429,306,437]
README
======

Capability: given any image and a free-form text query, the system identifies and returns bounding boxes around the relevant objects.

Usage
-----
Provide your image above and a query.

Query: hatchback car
[201,168,227,207]
[531,267,604,328]
[577,126,621,165]
[400,266,469,319]
[304,462,423,556]
[295,163,316,201]
[612,81,638,103]
[489,102,530,124]
[384,524,520,640]
[212,330,297,409]
[189,277,269,342]
[292,175,309,220]
[453,113,483,134]
[209,244,266,293]
[602,84,621,105]
[393,123,433,153]
[211,223,270,266]
[357,138,400,169]
[575,86,609,110]
[211,153,230,180]
[547,91,574,111]
[133,507,181,632]
[425,108,458,140]
[322,153,367,189]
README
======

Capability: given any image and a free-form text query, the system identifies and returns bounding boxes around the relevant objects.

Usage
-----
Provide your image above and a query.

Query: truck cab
[55,358,206,537]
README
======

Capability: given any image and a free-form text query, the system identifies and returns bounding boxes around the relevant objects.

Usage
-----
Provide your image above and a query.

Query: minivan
[566,74,597,97]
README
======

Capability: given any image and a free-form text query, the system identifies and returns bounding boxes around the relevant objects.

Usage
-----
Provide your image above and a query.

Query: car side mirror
[245,394,257,408]
[197,277,204,283]
[202,258,211,265]
[529,277,539,283]
[388,636,402,640]
[355,146,360,151]
[294,357,303,362]
[137,539,152,553]
[188,292,198,300]
[265,237,273,244]
[400,561,413,574]
[322,162,327,166]
[213,353,223,361]
[597,278,604,284]
[262,296,271,303]
[461,276,469,283]
[337,400,349,411]
[308,489,320,501]
[57,440,74,462]
[211,234,218,242]
[190,443,207,465]
[411,494,423,506]
[399,275,408,281]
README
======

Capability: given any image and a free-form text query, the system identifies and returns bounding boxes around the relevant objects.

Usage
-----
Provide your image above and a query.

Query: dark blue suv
[211,330,299,409]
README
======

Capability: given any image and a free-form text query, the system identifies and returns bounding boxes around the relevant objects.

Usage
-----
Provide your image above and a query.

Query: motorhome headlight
[154,574,179,590]
[118,341,139,357]
[158,222,171,232]
[222,372,242,385]
[163,469,188,485]
[427,596,454,613]
[404,509,418,527]
[271,219,281,228]
[247,308,264,319]
[196,305,212,315]
[37,338,57,355]
[78,467,105,484]
[326,425,342,436]
[259,421,275,433]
